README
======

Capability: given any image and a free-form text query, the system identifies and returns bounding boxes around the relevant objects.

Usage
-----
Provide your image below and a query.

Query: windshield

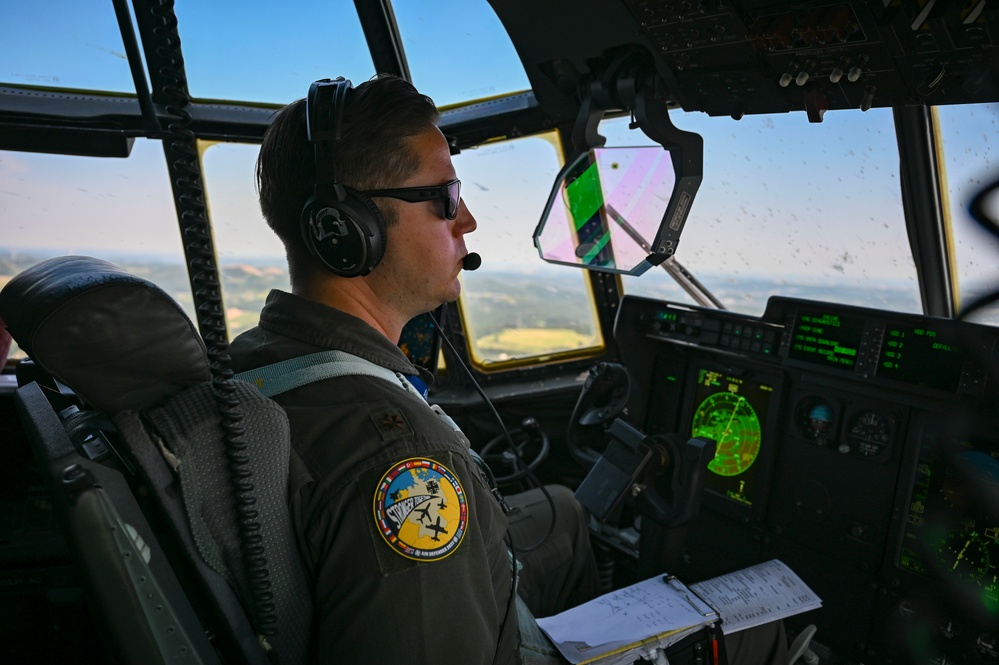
[614,109,921,316]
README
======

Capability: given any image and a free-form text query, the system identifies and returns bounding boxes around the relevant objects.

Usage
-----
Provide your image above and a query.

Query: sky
[1,0,998,300]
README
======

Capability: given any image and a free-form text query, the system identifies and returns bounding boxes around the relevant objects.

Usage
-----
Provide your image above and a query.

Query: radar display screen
[787,310,865,371]
[688,368,775,508]
[898,436,999,610]
[876,322,964,393]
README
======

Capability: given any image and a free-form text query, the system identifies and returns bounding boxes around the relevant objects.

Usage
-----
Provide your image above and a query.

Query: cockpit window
[175,1,374,104]
[616,110,922,317]
[453,133,605,367]
[2,3,133,92]
[394,0,531,108]
[1,140,192,361]
[198,141,290,337]
[936,103,999,327]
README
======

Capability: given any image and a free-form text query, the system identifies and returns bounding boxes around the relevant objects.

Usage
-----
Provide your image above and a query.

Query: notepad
[689,559,823,635]
[536,559,821,665]
[536,574,717,664]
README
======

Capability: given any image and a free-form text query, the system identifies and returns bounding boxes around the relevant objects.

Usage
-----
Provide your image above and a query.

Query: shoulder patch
[373,458,468,562]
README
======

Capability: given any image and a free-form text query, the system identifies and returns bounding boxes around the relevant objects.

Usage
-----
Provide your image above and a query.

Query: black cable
[146,0,277,641]
[428,311,557,553]
[495,529,518,665]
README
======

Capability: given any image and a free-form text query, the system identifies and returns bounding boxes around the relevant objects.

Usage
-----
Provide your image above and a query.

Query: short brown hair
[256,75,440,283]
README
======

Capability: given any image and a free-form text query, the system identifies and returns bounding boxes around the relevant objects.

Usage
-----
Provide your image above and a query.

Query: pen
[662,575,717,618]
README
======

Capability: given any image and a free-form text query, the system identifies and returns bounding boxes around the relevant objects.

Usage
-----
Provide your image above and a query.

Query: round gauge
[795,396,836,446]
[935,525,993,586]
[691,392,762,477]
[845,409,896,457]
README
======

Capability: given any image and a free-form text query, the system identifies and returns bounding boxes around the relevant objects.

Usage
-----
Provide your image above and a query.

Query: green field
[474,327,598,360]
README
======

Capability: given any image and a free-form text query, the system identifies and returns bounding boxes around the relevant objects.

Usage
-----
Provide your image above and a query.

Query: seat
[0,256,313,664]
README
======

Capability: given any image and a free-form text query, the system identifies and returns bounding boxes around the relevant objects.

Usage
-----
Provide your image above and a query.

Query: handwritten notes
[535,559,821,665]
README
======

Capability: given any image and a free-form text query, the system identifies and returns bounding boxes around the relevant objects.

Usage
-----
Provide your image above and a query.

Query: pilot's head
[256,75,441,289]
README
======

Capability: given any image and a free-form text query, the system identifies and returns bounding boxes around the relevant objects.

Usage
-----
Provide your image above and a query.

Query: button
[703,332,720,345]
[723,322,733,334]
[751,341,762,353]
[704,319,722,332]
[740,339,752,351]
[721,335,731,347]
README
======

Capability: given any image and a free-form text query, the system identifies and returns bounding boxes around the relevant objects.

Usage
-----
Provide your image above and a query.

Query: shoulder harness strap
[233,350,422,399]
[234,349,504,506]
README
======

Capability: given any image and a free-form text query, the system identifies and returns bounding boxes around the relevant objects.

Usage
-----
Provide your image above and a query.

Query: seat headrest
[0,256,211,413]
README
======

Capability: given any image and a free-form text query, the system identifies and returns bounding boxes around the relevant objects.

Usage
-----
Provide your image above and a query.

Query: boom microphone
[462,252,481,271]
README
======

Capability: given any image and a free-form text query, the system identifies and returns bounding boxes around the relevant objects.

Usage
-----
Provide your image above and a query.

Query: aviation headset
[301,77,387,277]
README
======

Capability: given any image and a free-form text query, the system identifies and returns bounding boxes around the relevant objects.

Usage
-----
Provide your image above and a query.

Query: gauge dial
[936,525,993,585]
[691,392,762,477]
[846,409,896,457]
[796,396,836,446]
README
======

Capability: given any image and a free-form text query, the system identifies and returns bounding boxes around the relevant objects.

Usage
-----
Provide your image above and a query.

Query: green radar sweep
[691,392,762,476]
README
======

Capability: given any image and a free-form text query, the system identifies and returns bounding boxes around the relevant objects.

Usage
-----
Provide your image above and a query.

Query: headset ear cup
[347,188,386,270]
[300,190,386,277]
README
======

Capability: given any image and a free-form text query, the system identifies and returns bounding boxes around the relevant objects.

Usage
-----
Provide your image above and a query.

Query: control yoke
[571,363,717,527]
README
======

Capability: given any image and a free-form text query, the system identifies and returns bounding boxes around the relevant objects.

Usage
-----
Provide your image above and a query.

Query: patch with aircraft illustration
[373,458,468,561]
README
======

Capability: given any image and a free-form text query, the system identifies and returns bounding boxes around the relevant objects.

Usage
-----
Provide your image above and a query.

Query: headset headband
[306,77,352,201]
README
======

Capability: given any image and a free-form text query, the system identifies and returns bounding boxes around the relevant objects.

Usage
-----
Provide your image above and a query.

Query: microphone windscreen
[462,252,482,271]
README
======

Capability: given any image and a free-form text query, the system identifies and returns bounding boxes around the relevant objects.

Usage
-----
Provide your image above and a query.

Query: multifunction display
[762,297,995,398]
[876,323,964,393]
[787,310,865,371]
[688,367,775,509]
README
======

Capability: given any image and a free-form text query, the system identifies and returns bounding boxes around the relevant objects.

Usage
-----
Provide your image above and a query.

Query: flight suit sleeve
[294,451,518,665]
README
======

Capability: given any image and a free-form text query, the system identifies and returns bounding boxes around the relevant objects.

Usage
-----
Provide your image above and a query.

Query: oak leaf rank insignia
[370,408,413,442]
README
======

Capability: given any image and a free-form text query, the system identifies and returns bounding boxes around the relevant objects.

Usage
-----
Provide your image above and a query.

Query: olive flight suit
[229,290,569,664]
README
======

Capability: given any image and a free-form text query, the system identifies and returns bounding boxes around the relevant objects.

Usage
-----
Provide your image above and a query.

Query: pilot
[230,74,788,665]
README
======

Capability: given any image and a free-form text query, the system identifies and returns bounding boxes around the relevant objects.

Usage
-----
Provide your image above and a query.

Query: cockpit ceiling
[489,0,999,122]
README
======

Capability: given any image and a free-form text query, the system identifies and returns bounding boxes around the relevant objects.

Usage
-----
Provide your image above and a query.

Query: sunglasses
[362,179,462,220]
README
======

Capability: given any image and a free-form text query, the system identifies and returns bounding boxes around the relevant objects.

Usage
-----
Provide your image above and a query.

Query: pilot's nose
[455,199,477,236]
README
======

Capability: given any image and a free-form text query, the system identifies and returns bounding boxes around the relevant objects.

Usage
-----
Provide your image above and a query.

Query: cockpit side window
[936,103,999,327]
[453,132,605,368]
[198,141,291,338]
[1,140,192,363]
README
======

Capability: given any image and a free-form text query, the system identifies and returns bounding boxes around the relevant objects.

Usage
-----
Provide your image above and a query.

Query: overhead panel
[489,0,999,121]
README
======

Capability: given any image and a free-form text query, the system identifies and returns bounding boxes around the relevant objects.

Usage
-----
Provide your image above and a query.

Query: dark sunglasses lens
[445,180,461,219]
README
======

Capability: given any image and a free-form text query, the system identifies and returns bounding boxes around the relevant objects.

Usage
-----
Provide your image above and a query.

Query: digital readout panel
[688,368,775,509]
[787,311,865,371]
[876,323,964,393]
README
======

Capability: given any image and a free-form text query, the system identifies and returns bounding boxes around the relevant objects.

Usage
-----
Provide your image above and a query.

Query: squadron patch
[373,458,468,562]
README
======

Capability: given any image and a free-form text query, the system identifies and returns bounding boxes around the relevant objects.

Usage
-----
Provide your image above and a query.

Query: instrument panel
[614,294,999,663]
